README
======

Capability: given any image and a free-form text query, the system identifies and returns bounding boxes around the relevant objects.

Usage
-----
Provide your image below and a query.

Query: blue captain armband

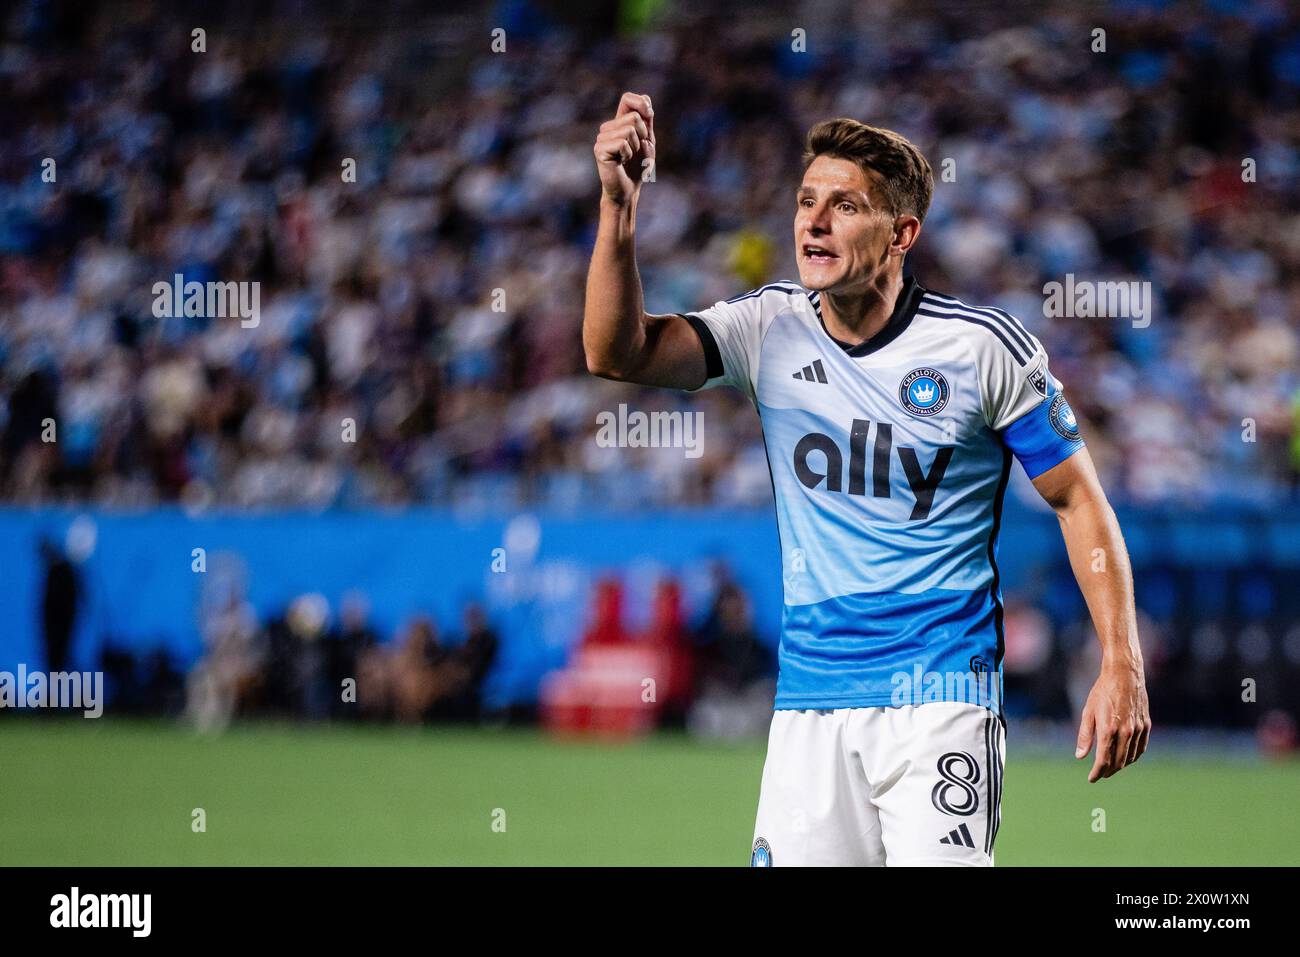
[999,392,1085,479]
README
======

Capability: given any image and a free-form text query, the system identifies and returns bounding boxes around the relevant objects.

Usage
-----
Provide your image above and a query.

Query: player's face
[794,156,896,294]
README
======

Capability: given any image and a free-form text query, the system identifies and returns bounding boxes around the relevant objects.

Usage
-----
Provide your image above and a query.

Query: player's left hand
[1074,656,1151,782]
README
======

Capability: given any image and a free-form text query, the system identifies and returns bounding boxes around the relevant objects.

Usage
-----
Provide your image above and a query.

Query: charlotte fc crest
[899,367,950,417]
[1049,393,1081,441]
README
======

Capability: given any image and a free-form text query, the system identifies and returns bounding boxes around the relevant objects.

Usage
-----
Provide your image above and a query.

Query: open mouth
[802,244,838,264]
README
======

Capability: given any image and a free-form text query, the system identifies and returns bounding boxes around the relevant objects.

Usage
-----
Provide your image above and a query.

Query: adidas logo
[938,823,976,848]
[792,359,828,384]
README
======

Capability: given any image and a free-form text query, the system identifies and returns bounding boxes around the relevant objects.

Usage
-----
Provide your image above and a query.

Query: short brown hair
[803,119,933,224]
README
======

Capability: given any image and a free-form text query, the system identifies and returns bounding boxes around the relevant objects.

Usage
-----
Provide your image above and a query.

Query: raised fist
[593,92,656,206]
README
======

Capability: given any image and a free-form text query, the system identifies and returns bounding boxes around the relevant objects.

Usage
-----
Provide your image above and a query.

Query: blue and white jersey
[682,276,1084,713]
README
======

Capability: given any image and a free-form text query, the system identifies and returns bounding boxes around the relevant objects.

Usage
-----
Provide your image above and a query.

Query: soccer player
[583,93,1151,866]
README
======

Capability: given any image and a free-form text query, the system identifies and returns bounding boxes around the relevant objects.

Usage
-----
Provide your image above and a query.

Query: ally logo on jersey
[787,364,965,522]
[792,416,954,522]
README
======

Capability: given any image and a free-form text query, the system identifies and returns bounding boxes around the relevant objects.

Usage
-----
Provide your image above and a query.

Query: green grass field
[1,719,1296,866]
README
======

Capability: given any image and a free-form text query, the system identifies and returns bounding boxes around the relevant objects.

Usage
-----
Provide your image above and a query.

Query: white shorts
[751,702,1005,867]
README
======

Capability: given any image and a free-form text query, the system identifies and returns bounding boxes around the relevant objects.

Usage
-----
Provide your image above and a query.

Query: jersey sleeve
[982,326,1085,479]
[678,291,766,402]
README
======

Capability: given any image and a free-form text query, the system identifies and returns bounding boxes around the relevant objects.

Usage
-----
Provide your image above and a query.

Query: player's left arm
[1030,448,1151,782]
[982,321,1151,783]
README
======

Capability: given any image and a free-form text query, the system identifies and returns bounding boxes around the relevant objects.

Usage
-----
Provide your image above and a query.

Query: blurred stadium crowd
[1,0,1299,511]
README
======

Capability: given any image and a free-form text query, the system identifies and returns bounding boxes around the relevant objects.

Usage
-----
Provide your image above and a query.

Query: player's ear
[890,214,922,256]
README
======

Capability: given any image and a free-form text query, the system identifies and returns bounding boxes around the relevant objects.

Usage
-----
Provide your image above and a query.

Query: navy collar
[809,275,925,357]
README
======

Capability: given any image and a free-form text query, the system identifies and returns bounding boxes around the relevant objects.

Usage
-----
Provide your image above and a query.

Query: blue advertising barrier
[1,498,1297,707]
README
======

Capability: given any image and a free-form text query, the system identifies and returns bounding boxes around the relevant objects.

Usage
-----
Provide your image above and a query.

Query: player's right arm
[583,92,708,390]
